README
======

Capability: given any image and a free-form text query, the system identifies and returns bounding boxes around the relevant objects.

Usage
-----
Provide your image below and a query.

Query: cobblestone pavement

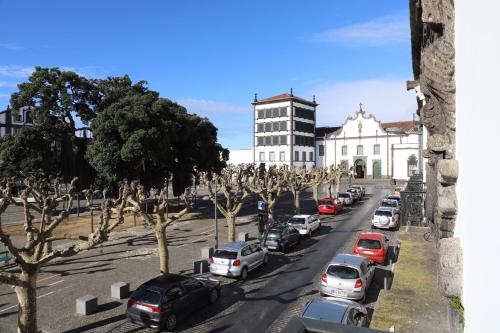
[0,185,396,333]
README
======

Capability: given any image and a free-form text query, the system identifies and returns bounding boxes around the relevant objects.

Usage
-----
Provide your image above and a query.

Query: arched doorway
[407,154,418,176]
[372,160,382,179]
[354,159,366,178]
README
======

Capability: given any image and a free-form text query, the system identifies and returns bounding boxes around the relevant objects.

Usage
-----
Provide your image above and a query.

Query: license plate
[364,251,374,254]
[134,304,149,311]
[267,246,277,249]
[331,289,346,297]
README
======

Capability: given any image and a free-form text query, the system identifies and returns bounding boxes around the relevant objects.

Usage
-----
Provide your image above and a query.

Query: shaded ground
[370,228,450,333]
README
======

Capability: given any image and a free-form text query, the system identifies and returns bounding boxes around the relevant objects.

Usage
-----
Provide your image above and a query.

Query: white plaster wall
[227,148,253,165]
[455,1,500,331]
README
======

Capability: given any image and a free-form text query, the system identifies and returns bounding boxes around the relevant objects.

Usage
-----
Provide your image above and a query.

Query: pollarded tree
[248,164,288,217]
[204,165,252,242]
[327,164,349,196]
[309,166,329,204]
[284,166,311,214]
[0,177,125,333]
[121,180,188,274]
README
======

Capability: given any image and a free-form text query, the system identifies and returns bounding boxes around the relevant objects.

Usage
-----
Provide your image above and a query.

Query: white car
[209,242,269,280]
[337,192,353,206]
[351,185,365,197]
[371,207,399,230]
[288,215,321,236]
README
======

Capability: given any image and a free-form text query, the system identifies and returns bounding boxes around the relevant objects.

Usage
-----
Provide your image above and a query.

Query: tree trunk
[226,214,236,242]
[156,225,169,274]
[328,182,333,198]
[335,179,341,195]
[293,190,301,213]
[312,185,319,205]
[15,271,38,333]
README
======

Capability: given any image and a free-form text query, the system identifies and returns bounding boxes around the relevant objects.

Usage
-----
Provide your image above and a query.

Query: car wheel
[282,244,288,254]
[165,313,177,331]
[263,254,269,265]
[240,267,248,280]
[308,229,312,237]
[209,289,219,304]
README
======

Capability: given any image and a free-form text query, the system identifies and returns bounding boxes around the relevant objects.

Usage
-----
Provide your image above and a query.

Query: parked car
[346,188,360,201]
[262,224,301,253]
[126,274,221,331]
[380,198,400,213]
[386,195,401,204]
[337,192,353,206]
[320,254,375,302]
[353,232,389,264]
[288,215,321,236]
[317,198,344,215]
[351,185,365,197]
[209,242,268,280]
[371,207,399,230]
[299,297,368,327]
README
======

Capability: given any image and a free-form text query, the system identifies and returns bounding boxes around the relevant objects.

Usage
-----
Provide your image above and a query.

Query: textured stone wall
[409,0,463,301]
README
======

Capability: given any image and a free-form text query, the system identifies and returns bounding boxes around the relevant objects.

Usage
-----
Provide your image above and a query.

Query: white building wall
[227,148,253,165]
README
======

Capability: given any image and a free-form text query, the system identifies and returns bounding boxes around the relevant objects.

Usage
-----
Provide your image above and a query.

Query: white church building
[228,92,426,181]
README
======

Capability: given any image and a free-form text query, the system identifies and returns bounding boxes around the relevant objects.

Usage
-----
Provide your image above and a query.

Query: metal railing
[400,174,426,227]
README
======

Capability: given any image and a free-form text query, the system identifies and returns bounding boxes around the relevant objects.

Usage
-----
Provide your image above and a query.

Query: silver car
[337,192,353,205]
[288,214,321,236]
[209,242,268,280]
[351,185,365,197]
[300,297,368,327]
[320,254,375,302]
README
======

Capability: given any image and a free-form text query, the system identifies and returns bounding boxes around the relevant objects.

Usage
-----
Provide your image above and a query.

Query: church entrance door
[373,160,382,179]
[354,159,365,178]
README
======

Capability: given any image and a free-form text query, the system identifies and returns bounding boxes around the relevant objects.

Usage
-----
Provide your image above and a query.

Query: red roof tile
[253,92,318,106]
[381,121,415,132]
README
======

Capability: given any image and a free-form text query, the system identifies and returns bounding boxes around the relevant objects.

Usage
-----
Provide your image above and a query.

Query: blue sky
[0,0,416,149]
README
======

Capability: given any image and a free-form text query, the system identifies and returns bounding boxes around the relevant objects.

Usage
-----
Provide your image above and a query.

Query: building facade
[0,106,34,137]
[320,105,426,180]
[252,91,317,169]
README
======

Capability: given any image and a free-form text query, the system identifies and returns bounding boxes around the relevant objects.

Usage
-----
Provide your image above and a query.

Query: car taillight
[232,259,241,266]
[147,305,161,313]
[354,279,363,288]
[127,300,137,308]
[321,273,327,283]
[209,257,214,264]
[353,248,358,254]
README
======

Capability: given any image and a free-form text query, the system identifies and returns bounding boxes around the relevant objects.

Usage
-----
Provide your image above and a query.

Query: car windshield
[382,201,397,207]
[213,250,238,259]
[288,217,306,225]
[338,193,350,198]
[358,239,382,249]
[131,287,161,306]
[375,210,393,217]
[266,230,282,239]
[327,265,360,279]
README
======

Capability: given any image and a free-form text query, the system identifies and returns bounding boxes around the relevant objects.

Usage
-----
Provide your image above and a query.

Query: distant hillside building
[252,90,318,169]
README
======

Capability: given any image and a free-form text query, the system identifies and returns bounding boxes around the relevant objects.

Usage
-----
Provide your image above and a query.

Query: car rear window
[381,201,397,207]
[318,200,332,205]
[375,210,392,217]
[267,230,282,239]
[327,265,360,279]
[357,239,381,249]
[131,287,162,305]
[213,250,238,259]
[288,217,306,225]
[338,193,350,198]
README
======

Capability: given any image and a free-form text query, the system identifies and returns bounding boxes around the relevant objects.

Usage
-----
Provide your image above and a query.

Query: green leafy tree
[0,126,58,177]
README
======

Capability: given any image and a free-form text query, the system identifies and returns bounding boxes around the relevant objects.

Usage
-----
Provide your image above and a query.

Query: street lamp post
[214,179,218,249]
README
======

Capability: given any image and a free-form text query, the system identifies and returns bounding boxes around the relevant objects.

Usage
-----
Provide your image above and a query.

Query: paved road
[0,185,396,333]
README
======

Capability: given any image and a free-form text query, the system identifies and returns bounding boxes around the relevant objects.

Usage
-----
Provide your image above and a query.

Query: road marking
[37,291,55,299]
[38,274,60,282]
[47,279,64,286]
[0,303,17,313]
[178,231,215,248]
[0,290,59,313]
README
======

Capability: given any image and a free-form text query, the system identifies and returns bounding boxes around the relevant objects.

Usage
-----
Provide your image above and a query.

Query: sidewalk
[370,228,450,333]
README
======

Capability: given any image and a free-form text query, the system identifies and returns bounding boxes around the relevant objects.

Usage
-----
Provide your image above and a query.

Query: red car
[317,198,344,215]
[353,232,389,264]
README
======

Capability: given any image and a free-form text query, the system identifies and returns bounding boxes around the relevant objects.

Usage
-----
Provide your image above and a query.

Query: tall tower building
[252,90,317,169]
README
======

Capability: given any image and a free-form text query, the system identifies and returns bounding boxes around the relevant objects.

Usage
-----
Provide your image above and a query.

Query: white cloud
[0,43,24,51]
[309,78,417,126]
[177,98,249,115]
[0,65,34,78]
[311,13,409,46]
[0,81,17,88]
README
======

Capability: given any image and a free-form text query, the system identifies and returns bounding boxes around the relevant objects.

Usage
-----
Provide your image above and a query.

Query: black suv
[262,224,301,253]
